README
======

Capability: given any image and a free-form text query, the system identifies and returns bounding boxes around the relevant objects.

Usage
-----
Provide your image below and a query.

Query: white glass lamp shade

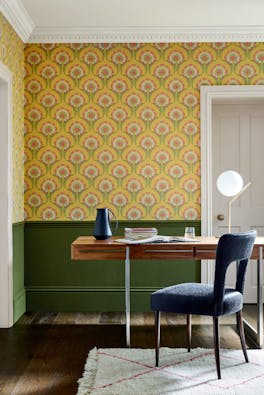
[217,170,243,197]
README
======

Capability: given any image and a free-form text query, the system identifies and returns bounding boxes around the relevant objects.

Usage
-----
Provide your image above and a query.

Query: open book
[115,235,200,244]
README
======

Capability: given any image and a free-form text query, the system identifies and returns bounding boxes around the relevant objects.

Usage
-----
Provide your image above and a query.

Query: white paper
[115,235,200,244]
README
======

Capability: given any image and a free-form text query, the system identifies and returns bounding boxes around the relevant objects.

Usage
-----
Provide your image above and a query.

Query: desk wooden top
[71,236,264,260]
[72,235,221,246]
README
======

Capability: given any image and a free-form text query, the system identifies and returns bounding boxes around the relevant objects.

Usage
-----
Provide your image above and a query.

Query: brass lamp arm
[228,182,251,233]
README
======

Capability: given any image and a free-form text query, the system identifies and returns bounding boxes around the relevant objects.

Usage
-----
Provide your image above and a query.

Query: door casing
[0,61,13,327]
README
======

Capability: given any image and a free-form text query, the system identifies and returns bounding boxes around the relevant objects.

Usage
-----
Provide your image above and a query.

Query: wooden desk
[71,236,264,348]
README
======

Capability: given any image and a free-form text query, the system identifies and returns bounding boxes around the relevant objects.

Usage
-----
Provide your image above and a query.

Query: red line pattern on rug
[93,350,255,391]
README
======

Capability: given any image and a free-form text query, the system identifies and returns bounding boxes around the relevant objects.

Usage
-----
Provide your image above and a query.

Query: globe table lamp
[216,170,251,233]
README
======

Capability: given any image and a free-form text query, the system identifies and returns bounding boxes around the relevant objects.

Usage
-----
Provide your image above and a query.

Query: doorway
[212,100,264,302]
[0,61,13,327]
[200,85,264,298]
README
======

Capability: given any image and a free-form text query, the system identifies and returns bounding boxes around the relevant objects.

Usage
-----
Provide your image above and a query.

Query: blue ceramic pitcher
[93,208,118,240]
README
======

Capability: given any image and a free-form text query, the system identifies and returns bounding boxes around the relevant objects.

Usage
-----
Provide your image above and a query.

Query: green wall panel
[25,221,200,312]
[13,222,25,322]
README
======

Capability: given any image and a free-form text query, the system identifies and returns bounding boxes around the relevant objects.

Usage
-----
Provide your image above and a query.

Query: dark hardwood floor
[0,307,258,395]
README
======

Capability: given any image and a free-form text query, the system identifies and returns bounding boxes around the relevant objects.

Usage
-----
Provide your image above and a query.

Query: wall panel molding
[25,220,201,312]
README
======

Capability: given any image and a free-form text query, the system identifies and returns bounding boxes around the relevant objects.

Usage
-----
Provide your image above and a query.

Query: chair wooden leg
[236,310,249,363]
[213,316,221,379]
[187,314,191,352]
[155,311,160,367]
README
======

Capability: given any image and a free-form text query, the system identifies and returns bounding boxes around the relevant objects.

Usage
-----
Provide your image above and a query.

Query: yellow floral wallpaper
[24,42,264,221]
[0,14,24,222]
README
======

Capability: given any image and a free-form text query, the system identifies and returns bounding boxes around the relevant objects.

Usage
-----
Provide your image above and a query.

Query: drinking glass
[184,227,195,238]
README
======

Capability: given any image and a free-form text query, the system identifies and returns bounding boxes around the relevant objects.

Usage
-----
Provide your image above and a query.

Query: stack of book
[124,227,158,240]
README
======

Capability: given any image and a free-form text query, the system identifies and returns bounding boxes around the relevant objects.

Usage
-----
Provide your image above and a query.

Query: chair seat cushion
[151,283,243,316]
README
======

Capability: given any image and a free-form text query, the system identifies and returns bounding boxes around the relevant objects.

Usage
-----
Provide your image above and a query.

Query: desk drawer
[71,246,126,260]
[194,245,262,260]
[251,245,262,260]
[194,246,217,259]
[129,245,194,259]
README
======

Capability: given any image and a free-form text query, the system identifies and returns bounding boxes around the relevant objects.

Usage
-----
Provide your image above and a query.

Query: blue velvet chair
[151,231,256,379]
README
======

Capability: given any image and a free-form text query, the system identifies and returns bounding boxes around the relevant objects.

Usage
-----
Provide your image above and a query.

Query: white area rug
[77,347,264,394]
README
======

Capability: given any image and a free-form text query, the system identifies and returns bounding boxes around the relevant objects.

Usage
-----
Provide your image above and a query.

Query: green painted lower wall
[24,221,200,312]
[13,222,25,322]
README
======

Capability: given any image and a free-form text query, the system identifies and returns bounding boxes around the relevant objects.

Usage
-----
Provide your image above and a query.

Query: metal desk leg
[125,246,130,347]
[257,246,263,347]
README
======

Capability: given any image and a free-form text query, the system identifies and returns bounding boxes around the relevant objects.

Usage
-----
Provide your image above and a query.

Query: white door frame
[200,85,264,284]
[0,61,13,327]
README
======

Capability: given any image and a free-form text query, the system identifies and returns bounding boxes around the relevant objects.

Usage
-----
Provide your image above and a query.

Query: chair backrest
[213,230,256,315]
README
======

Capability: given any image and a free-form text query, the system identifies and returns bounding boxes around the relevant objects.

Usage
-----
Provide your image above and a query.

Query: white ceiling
[2,0,264,42]
[20,0,264,28]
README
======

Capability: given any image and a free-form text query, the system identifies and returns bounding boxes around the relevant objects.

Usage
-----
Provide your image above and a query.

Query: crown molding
[28,25,264,43]
[0,0,35,42]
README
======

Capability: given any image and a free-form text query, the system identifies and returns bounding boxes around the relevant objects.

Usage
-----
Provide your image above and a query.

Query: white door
[212,102,264,303]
